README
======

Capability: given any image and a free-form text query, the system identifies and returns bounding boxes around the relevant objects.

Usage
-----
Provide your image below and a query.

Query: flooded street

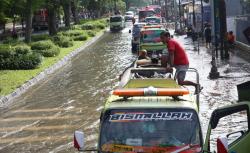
[0,22,250,152]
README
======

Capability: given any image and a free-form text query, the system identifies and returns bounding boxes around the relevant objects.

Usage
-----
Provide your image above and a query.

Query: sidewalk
[174,34,250,135]
[194,36,250,63]
[235,41,250,53]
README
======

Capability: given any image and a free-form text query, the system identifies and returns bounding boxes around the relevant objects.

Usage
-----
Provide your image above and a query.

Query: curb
[0,29,108,108]
[235,41,250,53]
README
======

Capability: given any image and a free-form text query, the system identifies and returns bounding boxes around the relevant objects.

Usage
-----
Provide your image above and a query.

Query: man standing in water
[160,31,202,94]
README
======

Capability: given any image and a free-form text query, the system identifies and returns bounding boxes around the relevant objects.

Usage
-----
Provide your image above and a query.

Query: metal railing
[174,68,200,110]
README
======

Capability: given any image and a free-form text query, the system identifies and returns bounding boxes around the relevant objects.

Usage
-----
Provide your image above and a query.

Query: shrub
[81,24,95,30]
[71,25,81,30]
[87,31,96,37]
[61,30,84,38]
[31,40,55,51]
[0,45,14,58]
[13,44,31,55]
[0,45,42,70]
[14,53,43,69]
[2,37,20,45]
[53,35,73,48]
[99,18,108,24]
[60,30,89,41]
[31,40,60,57]
[0,53,42,70]
[73,35,88,41]
[95,22,105,29]
[31,34,50,42]
[33,45,60,57]
[58,26,70,31]
[13,53,41,69]
[45,45,60,57]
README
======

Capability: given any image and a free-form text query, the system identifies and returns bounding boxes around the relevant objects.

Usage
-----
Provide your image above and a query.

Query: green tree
[4,0,26,32]
[124,0,151,9]
[117,0,126,13]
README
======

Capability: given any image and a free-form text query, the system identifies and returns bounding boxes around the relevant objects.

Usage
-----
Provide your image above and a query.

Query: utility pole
[174,0,178,31]
[114,0,117,13]
[178,0,182,31]
[201,0,204,40]
[192,0,196,28]
[219,0,229,59]
[209,0,220,79]
[125,0,128,11]
[165,0,168,19]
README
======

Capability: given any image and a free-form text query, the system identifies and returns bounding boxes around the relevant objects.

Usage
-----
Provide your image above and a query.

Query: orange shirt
[227,34,235,43]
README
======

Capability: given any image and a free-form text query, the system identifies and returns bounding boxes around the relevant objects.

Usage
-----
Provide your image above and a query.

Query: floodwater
[0,22,250,152]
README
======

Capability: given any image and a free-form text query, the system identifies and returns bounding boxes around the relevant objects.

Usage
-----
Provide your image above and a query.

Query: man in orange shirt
[227,31,235,45]
[160,31,202,94]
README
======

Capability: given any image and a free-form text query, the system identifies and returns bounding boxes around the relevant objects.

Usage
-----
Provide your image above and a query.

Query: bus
[138,7,155,22]
[33,9,48,30]
[147,5,162,17]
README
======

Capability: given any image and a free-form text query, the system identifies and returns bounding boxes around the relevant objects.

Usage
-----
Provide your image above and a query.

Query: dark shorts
[205,36,211,43]
[175,65,189,82]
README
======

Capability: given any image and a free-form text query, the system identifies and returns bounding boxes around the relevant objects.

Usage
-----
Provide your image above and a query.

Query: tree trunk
[62,1,71,28]
[21,17,24,31]
[3,23,6,33]
[25,0,32,43]
[12,16,17,39]
[48,5,58,35]
[71,0,80,24]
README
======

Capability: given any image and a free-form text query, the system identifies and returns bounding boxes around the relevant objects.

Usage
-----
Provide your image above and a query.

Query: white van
[110,15,125,32]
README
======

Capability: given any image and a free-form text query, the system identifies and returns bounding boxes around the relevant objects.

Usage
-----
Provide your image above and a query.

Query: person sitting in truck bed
[138,49,150,60]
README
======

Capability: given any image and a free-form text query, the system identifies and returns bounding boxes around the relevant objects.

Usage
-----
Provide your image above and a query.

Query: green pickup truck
[74,68,250,153]
[139,25,167,57]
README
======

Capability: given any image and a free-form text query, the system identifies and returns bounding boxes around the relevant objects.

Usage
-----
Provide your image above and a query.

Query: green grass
[0,29,105,96]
